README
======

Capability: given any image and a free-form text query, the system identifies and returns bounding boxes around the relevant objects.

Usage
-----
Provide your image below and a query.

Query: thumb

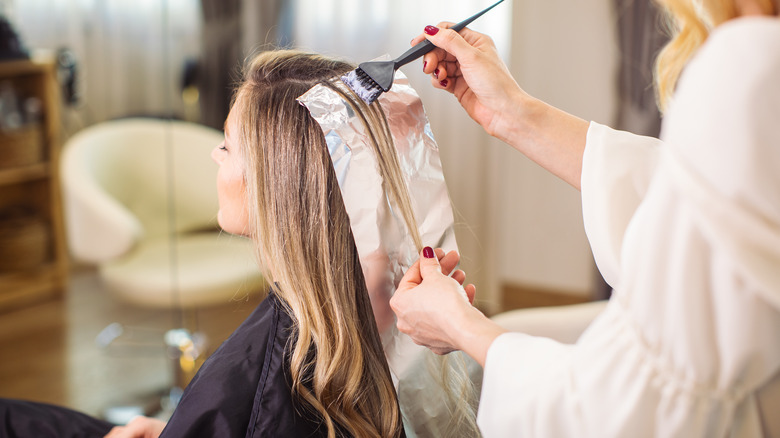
[419,246,443,279]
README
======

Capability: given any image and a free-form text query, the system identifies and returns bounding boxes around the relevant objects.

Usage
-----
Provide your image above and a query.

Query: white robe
[478,16,780,437]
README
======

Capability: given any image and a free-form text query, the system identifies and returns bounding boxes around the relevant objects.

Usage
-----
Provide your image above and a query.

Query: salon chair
[60,117,265,421]
[61,117,264,308]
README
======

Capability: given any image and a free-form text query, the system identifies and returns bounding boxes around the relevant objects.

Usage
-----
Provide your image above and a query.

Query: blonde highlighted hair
[323,74,481,438]
[232,49,480,437]
[654,0,777,111]
[233,50,403,437]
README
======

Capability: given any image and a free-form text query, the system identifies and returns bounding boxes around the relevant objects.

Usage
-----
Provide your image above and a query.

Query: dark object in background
[0,16,28,60]
[181,58,199,92]
[198,0,241,130]
[57,48,79,106]
[198,0,286,130]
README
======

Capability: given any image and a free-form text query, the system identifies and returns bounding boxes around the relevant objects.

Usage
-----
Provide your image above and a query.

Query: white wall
[487,0,618,306]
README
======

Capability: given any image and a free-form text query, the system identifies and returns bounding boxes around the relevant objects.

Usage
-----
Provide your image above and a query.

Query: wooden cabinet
[0,59,67,312]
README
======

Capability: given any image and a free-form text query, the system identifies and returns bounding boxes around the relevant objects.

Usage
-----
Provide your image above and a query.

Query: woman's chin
[217,214,245,236]
[216,211,233,234]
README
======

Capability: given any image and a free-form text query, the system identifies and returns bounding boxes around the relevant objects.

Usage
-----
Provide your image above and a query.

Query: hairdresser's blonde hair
[654,0,776,111]
[234,50,403,438]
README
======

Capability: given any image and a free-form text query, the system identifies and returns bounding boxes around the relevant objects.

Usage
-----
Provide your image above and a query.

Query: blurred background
[0,0,666,423]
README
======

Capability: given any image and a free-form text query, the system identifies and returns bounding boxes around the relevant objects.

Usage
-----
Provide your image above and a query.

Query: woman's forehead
[225,104,241,136]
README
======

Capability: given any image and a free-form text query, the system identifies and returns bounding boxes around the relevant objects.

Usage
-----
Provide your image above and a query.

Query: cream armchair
[61,118,266,420]
[61,117,265,309]
[490,300,608,344]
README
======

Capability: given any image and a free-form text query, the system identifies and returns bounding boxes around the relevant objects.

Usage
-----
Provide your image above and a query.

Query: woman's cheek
[216,168,249,235]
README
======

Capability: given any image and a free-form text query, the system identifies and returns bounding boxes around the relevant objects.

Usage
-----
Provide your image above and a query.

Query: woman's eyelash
[219,145,228,151]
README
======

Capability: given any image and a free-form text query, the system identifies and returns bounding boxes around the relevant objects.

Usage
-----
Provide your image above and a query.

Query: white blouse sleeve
[580,122,662,288]
[477,332,580,437]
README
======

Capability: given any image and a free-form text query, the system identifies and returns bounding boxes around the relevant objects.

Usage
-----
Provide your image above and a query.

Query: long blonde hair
[233,50,403,437]
[323,73,481,438]
[654,0,777,111]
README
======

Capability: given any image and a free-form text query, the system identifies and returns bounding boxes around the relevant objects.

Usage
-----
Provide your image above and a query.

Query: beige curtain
[613,0,668,137]
[198,0,286,130]
[198,0,241,130]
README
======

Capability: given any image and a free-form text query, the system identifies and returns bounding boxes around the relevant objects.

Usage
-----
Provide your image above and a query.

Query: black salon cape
[159,291,328,437]
[0,292,329,438]
[0,399,114,438]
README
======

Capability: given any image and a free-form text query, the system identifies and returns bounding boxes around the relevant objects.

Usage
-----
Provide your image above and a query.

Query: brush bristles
[341,69,383,104]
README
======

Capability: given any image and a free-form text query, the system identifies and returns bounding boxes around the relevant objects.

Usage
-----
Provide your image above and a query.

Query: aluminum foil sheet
[299,71,473,436]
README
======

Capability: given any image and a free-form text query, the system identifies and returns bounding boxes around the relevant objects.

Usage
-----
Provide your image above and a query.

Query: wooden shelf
[0,59,67,313]
[0,163,49,186]
[0,59,51,77]
[0,264,63,311]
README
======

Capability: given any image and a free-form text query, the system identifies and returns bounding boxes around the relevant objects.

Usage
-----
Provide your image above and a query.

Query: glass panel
[4,0,208,419]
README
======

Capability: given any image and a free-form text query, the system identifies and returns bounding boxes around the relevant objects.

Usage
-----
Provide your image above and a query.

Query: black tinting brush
[342,0,505,105]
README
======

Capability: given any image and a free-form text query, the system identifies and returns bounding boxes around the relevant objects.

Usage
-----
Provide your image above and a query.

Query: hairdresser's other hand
[392,247,505,365]
[104,416,166,438]
[412,23,526,142]
[392,247,474,355]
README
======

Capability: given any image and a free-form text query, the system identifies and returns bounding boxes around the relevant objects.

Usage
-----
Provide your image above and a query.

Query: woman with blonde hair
[152,50,409,438]
[106,50,465,438]
[0,49,478,437]
[392,0,780,436]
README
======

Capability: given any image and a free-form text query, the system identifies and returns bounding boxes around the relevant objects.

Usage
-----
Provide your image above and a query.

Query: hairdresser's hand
[392,247,506,365]
[412,23,527,142]
[104,416,166,438]
[414,23,589,190]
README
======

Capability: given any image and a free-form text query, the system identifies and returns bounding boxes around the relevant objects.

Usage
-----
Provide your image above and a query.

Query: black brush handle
[392,0,505,69]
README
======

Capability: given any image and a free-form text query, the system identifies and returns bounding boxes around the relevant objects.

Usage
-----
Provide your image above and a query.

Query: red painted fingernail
[424,25,439,36]
[423,61,427,70]
[440,79,449,87]
[423,247,435,259]
[434,68,440,78]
